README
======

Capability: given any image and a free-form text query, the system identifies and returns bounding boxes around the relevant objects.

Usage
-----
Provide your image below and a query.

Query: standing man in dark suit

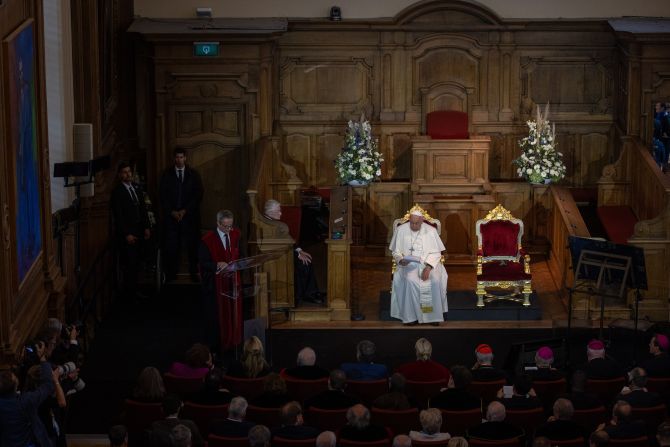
[159,147,203,282]
[111,162,151,300]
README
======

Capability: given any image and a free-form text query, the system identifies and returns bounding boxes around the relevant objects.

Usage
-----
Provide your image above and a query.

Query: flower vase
[348,179,369,187]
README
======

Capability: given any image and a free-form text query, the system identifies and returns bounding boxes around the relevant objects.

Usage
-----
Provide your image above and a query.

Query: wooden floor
[275,251,569,330]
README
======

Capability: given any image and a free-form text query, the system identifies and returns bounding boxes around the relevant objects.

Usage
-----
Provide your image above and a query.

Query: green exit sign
[193,42,219,57]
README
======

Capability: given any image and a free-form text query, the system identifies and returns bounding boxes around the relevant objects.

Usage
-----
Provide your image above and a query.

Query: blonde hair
[419,408,443,434]
[242,336,269,378]
[415,338,432,361]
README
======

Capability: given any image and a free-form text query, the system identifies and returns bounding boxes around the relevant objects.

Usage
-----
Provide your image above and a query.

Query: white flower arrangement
[513,104,566,184]
[334,116,384,185]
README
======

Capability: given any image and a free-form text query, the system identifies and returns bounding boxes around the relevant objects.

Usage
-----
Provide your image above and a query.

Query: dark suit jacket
[498,395,543,410]
[535,419,586,441]
[150,418,205,447]
[430,388,481,410]
[339,424,389,442]
[110,182,150,238]
[305,389,360,409]
[584,358,625,379]
[372,391,413,410]
[472,366,508,382]
[159,165,203,220]
[250,392,293,408]
[271,424,320,440]
[528,368,564,381]
[188,388,235,406]
[467,421,524,440]
[560,391,602,410]
[283,365,329,380]
[615,389,663,407]
[642,353,670,377]
[603,421,647,440]
[209,418,255,438]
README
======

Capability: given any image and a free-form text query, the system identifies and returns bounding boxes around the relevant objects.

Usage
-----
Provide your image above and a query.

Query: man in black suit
[110,162,151,300]
[534,398,586,441]
[271,401,320,440]
[615,367,663,407]
[159,148,203,282]
[283,347,329,380]
[598,400,647,440]
[642,334,670,377]
[209,396,255,437]
[305,369,360,409]
[339,404,389,442]
[429,365,480,410]
[148,395,204,447]
[467,401,525,441]
[583,339,626,379]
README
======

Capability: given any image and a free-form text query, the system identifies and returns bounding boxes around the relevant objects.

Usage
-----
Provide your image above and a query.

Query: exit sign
[193,42,219,57]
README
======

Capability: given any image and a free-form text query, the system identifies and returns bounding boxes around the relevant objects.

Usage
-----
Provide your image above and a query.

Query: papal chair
[475,204,532,307]
[390,204,444,275]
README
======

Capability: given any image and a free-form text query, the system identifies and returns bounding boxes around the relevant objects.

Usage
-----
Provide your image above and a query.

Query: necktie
[223,233,229,251]
[128,186,138,203]
[177,169,183,182]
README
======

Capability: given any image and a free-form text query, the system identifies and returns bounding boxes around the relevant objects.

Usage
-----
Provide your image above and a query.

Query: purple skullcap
[587,339,605,350]
[537,346,554,360]
[656,334,669,351]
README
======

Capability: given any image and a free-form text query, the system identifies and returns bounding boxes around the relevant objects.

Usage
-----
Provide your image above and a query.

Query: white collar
[217,228,229,239]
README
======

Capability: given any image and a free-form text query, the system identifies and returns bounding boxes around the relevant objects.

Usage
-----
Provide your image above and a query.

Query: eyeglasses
[219,224,233,229]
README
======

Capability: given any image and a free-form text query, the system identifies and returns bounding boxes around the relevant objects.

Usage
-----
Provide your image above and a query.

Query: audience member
[305,369,360,409]
[149,395,204,447]
[47,319,81,365]
[373,373,414,410]
[109,424,128,447]
[394,434,413,447]
[534,398,585,440]
[532,437,551,447]
[0,356,58,447]
[429,365,480,410]
[527,346,563,381]
[560,370,601,410]
[589,430,610,447]
[466,401,524,441]
[339,404,389,442]
[471,344,507,382]
[227,336,271,378]
[316,430,337,447]
[188,367,234,405]
[409,408,451,442]
[448,437,469,447]
[210,396,255,437]
[496,374,542,410]
[283,347,329,379]
[170,424,192,447]
[583,339,625,379]
[23,363,68,447]
[250,373,292,408]
[615,367,663,407]
[167,344,212,379]
[340,340,389,380]
[248,424,271,447]
[396,338,450,382]
[642,333,670,377]
[658,421,670,447]
[271,401,320,440]
[597,400,646,440]
[132,366,167,403]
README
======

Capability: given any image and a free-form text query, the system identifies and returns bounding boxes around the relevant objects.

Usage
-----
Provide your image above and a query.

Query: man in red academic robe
[198,209,242,352]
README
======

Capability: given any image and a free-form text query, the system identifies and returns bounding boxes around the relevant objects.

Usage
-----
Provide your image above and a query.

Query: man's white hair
[316,431,337,447]
[264,199,281,216]
[486,401,506,422]
[297,347,316,366]
[228,396,248,419]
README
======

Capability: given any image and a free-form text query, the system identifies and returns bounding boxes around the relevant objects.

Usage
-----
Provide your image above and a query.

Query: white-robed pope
[389,205,448,325]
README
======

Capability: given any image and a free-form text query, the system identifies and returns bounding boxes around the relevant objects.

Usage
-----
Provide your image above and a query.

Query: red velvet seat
[475,205,532,307]
[504,407,545,439]
[412,440,452,446]
[222,375,266,400]
[404,379,448,410]
[550,438,586,446]
[632,403,667,431]
[572,406,607,432]
[438,407,482,436]
[371,407,421,437]
[585,377,626,404]
[122,399,163,438]
[608,436,650,447]
[426,110,470,139]
[207,434,248,447]
[469,437,521,447]
[339,438,391,447]
[532,378,567,411]
[283,376,329,404]
[597,205,638,245]
[182,402,228,436]
[163,372,204,397]
[274,436,319,446]
[347,379,389,407]
[306,406,349,431]
[279,205,302,242]
[468,379,506,406]
[246,404,281,428]
[646,376,670,399]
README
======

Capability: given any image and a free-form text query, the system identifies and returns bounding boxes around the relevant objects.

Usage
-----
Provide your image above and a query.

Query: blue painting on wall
[5,20,42,284]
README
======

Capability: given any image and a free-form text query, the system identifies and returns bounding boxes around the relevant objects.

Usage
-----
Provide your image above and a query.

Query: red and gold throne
[475,204,532,307]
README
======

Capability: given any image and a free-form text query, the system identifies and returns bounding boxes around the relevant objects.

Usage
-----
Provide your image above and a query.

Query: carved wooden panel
[367,183,410,245]
[437,206,475,261]
[385,133,412,180]
[578,133,610,186]
[316,133,344,186]
[285,133,312,183]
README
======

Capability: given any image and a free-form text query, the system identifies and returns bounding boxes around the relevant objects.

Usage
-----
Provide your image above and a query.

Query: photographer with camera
[0,341,60,446]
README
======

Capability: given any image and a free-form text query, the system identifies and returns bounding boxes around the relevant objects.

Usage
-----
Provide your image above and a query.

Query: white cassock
[389,222,448,323]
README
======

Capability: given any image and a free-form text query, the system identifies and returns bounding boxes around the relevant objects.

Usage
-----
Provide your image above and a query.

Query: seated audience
[532,437,551,447]
[109,425,128,447]
[170,424,192,447]
[148,395,204,447]
[271,401,320,440]
[597,400,646,440]
[409,408,451,442]
[534,398,585,440]
[188,367,234,405]
[283,347,329,379]
[615,367,663,407]
[316,430,337,447]
[248,424,271,447]
[496,374,542,410]
[527,346,563,381]
[305,369,360,409]
[340,340,389,380]
[642,334,670,377]
[132,366,166,403]
[396,338,450,382]
[589,430,610,447]
[471,344,507,382]
[394,434,413,447]
[373,373,414,410]
[658,421,670,447]
[210,396,255,437]
[429,365,480,410]
[250,373,292,408]
[167,343,212,379]
[466,401,524,441]
[339,404,389,442]
[226,336,271,378]
[560,370,601,410]
[582,339,625,379]
[448,437,469,447]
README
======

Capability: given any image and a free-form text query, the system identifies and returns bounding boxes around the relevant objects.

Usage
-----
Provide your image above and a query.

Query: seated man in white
[389,205,448,325]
